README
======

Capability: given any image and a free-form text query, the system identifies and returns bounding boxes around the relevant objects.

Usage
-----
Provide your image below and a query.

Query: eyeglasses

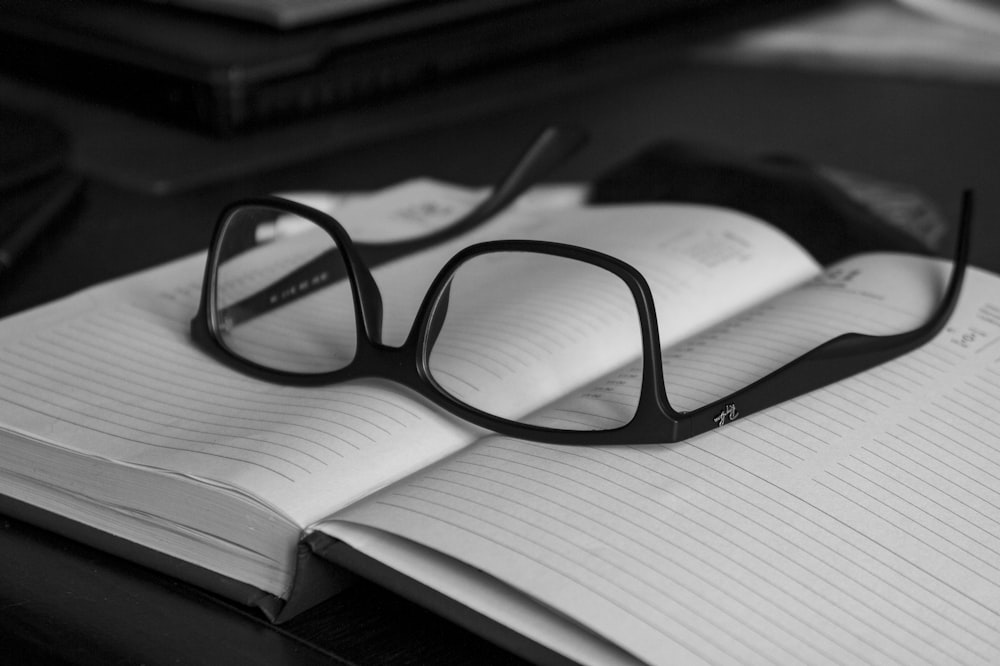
[191,128,972,445]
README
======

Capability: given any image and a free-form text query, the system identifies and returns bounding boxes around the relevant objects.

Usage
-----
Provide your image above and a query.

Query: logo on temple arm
[713,403,740,427]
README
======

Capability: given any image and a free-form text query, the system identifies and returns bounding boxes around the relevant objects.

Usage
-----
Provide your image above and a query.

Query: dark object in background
[0,0,827,135]
[0,105,82,279]
[591,139,948,265]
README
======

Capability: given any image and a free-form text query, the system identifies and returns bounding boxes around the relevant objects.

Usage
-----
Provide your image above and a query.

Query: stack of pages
[1,181,998,665]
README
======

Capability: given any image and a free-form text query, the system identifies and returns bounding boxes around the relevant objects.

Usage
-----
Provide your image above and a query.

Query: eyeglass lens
[424,251,645,430]
[213,205,357,374]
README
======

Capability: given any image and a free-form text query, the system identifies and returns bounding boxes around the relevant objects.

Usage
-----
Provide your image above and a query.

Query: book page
[0,181,817,596]
[0,183,489,529]
[319,522,647,666]
[320,256,1000,665]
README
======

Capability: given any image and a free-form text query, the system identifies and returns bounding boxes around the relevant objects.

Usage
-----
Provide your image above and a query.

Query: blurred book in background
[0,0,821,135]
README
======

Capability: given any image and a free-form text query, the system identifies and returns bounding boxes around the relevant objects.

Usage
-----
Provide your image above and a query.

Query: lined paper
[323,256,1000,665]
[0,181,819,597]
[0,258,480,597]
[0,201,816,520]
[0,184,503,530]
[409,205,820,422]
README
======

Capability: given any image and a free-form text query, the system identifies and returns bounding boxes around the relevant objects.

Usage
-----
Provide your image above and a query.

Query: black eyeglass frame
[192,190,972,446]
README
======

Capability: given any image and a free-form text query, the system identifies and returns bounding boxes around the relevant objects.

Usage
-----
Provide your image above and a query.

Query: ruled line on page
[419,463,856,666]
[819,470,1000,582]
[667,443,990,659]
[512,442,940,661]
[369,438,988,665]
[397,478,818,666]
[1,352,338,462]
[834,456,1000,570]
[0,359,314,478]
[56,305,419,430]
[723,483,1000,662]
[100,290,428,419]
[374,493,751,666]
[0,300,437,487]
[19,327,373,451]
[858,445,1000,533]
[0,390,300,482]
[674,443,997,659]
[320,260,1000,665]
[16,330,391,445]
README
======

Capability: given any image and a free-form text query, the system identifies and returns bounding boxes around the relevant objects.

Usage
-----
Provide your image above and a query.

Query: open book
[1,180,998,665]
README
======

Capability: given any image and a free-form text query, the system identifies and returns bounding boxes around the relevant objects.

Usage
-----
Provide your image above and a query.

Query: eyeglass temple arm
[215,126,587,331]
[667,189,973,443]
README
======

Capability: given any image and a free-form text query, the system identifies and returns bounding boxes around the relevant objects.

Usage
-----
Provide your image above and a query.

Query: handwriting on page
[658,229,754,268]
[945,302,1000,352]
[331,179,485,243]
